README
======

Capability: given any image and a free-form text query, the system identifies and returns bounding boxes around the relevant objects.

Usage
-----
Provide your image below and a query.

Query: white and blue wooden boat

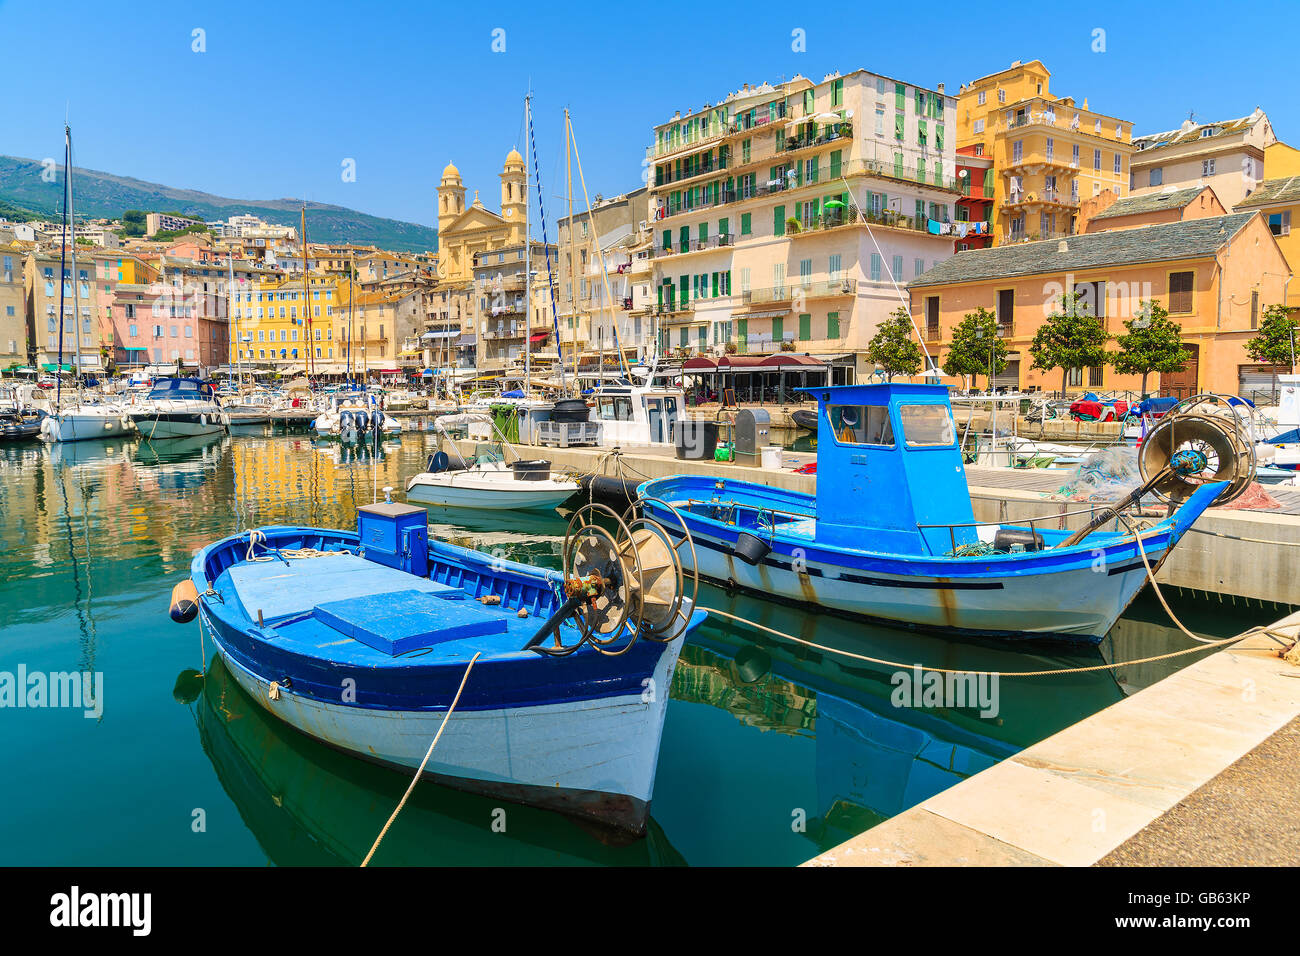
[639,383,1245,644]
[177,502,704,834]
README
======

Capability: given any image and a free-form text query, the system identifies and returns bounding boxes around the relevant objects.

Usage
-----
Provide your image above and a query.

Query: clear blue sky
[2,0,1295,235]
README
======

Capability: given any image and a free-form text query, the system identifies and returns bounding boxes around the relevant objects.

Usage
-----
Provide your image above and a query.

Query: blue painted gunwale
[636,475,1225,585]
[192,526,693,713]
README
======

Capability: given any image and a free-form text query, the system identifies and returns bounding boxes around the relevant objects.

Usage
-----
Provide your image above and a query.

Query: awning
[41,363,74,372]
[717,356,769,369]
[529,332,549,343]
[421,330,459,340]
[731,309,789,320]
[683,357,717,370]
[455,334,477,347]
[761,354,825,368]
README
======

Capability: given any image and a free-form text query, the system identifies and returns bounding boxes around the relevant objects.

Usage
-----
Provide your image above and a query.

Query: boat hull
[41,411,133,442]
[405,477,577,511]
[203,624,678,831]
[131,412,226,440]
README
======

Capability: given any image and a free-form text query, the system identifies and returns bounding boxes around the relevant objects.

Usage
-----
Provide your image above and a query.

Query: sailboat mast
[67,125,83,401]
[227,252,236,388]
[301,205,311,382]
[349,250,355,386]
[55,127,70,411]
[566,110,576,389]
[524,92,532,398]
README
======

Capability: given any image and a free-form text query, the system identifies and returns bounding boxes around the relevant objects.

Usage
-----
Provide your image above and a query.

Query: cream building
[1,246,25,367]
[648,70,960,378]
[1130,109,1275,211]
[24,247,104,371]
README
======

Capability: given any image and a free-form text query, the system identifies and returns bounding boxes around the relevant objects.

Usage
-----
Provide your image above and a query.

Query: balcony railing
[996,321,1014,338]
[925,326,941,342]
[740,278,857,306]
[653,233,735,259]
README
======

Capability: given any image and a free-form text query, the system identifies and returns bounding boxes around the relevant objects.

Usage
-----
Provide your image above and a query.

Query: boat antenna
[527,94,565,391]
[838,174,936,374]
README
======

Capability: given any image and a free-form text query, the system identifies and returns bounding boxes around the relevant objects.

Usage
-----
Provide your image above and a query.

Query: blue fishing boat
[639,383,1251,644]
[174,500,704,834]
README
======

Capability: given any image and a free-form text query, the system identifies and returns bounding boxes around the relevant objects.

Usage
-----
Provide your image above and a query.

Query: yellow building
[229,273,342,372]
[1234,141,1300,308]
[333,285,423,376]
[957,60,1133,244]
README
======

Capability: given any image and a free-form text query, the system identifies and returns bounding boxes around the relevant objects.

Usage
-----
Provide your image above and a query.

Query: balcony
[996,320,1014,338]
[1004,189,1078,209]
[781,122,853,153]
[740,278,857,307]
[653,233,735,259]
[655,155,730,188]
[925,326,941,342]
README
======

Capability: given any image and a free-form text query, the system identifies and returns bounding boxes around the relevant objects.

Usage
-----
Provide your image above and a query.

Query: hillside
[0,155,438,253]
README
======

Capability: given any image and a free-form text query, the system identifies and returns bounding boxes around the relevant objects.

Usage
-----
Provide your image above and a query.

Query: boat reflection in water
[661,586,1207,856]
[190,657,687,866]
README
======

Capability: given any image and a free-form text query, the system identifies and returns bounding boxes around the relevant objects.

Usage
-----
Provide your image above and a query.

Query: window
[827,405,894,445]
[925,295,939,334]
[1093,149,1102,171]
[1168,271,1194,313]
[1067,367,1083,387]
[1268,211,1292,237]
[1202,158,1216,175]
[1088,366,1104,387]
[997,289,1014,329]
[773,205,785,237]
[899,404,955,447]
[977,90,986,105]
[870,254,882,281]
[1149,167,1163,187]
[973,118,984,134]
[875,107,884,135]
[1012,140,1023,163]
[892,255,903,279]
[798,313,811,340]
[1114,153,1122,175]
[997,89,1005,104]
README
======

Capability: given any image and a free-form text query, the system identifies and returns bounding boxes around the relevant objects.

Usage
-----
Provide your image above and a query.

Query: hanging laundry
[927,218,941,235]
[939,222,953,235]
[955,222,969,238]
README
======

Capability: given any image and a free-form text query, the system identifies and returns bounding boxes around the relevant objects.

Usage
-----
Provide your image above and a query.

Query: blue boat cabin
[806,383,978,555]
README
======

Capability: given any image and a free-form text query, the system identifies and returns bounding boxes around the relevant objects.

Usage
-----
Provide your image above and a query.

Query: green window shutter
[656,285,663,308]
[679,275,688,307]
[895,82,905,110]
[711,272,719,297]
[811,198,819,220]
[774,205,785,236]
[737,318,748,352]
[833,78,843,107]
[918,119,927,146]
[880,191,888,212]
[724,270,731,295]
[916,199,925,221]
[829,149,842,179]
[804,89,814,114]
[719,217,729,237]
[741,213,752,235]
[934,161,942,186]
[827,312,840,339]
[915,89,924,114]
[699,222,708,241]
[662,229,670,250]
[894,112,904,140]
[936,125,945,150]
[679,226,689,251]
[799,313,811,340]
[984,168,994,195]
[772,316,784,344]
[917,159,926,183]
[810,156,819,182]
[698,326,706,346]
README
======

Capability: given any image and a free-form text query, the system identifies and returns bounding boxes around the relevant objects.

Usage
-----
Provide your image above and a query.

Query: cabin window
[596,396,634,421]
[827,405,893,446]
[898,404,955,447]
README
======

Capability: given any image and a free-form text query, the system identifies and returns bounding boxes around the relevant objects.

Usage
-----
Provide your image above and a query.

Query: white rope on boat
[360,651,481,867]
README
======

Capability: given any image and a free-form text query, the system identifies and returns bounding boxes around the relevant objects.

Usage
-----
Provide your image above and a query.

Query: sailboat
[41,124,134,443]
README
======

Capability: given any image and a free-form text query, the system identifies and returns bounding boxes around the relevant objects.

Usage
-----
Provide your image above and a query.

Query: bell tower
[500,149,527,238]
[437,162,466,236]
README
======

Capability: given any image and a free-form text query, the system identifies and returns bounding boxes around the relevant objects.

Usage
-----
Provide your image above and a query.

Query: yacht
[128,377,229,440]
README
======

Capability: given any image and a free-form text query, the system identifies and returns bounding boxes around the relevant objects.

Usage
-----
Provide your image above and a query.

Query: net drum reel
[1138,394,1256,506]
[524,501,696,658]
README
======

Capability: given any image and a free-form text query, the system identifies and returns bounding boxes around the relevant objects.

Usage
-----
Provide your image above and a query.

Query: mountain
[0,155,438,253]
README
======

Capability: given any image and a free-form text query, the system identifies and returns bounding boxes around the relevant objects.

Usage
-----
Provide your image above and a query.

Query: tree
[1111,299,1189,397]
[866,307,922,380]
[1245,304,1300,398]
[941,307,1007,390]
[1028,291,1111,396]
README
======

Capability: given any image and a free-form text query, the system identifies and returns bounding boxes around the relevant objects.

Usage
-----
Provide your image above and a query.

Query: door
[646,398,662,443]
[663,396,679,442]
[1160,344,1199,399]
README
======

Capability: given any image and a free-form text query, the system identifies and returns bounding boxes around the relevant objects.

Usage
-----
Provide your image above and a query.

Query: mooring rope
[1186,525,1300,547]
[360,651,480,867]
[696,604,1300,678]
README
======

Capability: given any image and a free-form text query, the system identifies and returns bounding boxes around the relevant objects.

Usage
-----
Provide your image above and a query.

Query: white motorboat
[312,392,401,441]
[128,378,229,440]
[41,401,135,442]
[404,413,578,510]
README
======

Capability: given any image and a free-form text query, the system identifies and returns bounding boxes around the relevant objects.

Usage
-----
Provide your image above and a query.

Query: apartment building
[24,247,104,371]
[1,247,25,367]
[229,274,342,373]
[556,187,654,366]
[1234,141,1300,307]
[647,69,960,378]
[1130,109,1275,211]
[908,212,1289,397]
[957,60,1133,245]
[333,285,422,376]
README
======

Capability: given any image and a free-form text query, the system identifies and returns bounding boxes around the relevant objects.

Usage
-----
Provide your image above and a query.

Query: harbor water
[0,427,1276,866]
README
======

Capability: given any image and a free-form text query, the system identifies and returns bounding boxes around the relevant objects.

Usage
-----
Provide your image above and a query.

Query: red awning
[529,332,549,343]
[717,355,768,369]
[761,354,825,368]
[683,357,716,370]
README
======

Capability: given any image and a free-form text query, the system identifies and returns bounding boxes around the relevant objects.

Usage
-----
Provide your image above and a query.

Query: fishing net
[1218,482,1282,511]
[1054,446,1143,502]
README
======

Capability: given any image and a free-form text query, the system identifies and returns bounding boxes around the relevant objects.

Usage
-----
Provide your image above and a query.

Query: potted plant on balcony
[779,340,796,352]
[724,341,738,355]
[785,217,801,235]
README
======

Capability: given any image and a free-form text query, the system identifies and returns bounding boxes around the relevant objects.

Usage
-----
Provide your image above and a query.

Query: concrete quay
[803,611,1300,867]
